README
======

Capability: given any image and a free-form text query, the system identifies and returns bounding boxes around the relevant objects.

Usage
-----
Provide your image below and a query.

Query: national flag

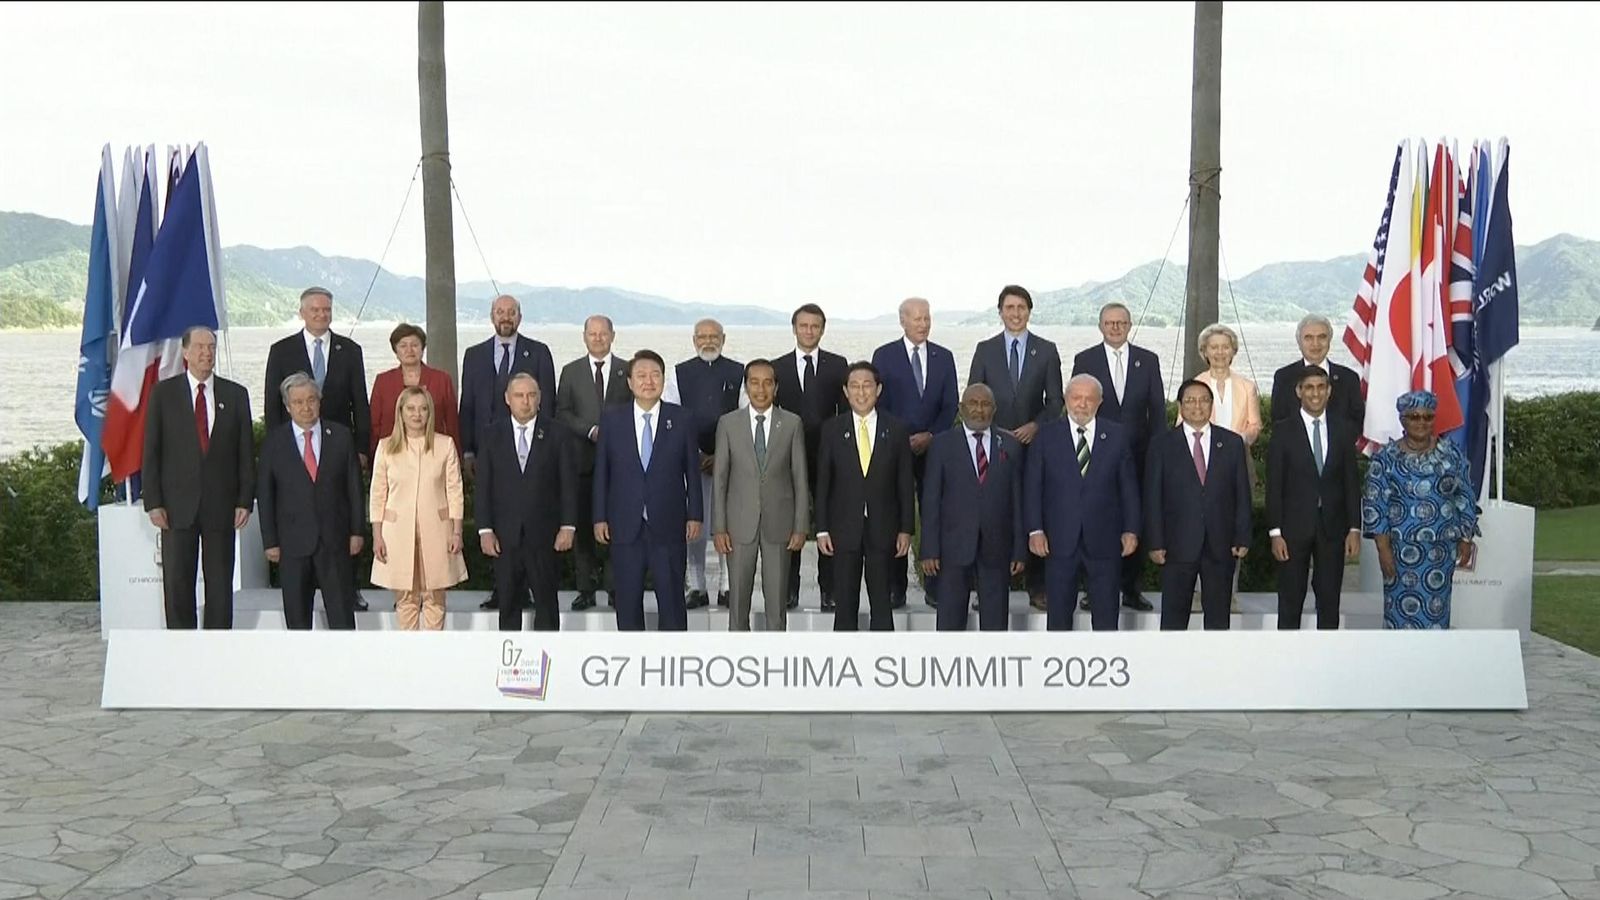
[1467,142,1520,496]
[1342,142,1404,392]
[74,146,120,511]
[102,146,226,480]
[1415,142,1465,435]
[1346,141,1417,453]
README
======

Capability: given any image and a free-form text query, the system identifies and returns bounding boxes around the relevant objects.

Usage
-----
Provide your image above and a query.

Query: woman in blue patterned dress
[1361,390,1480,629]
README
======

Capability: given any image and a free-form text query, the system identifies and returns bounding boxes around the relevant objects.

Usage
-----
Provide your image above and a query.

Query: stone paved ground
[3,603,1599,900]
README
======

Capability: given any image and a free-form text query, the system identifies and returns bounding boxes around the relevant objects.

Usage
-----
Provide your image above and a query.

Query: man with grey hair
[257,372,365,630]
[1024,373,1141,630]
[1269,313,1364,435]
[675,318,745,609]
[461,293,557,611]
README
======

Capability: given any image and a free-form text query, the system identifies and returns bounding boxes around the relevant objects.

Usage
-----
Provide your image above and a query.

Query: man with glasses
[1071,302,1165,613]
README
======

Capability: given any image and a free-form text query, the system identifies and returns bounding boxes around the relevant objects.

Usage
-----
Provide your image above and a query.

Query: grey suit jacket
[712,405,809,544]
[555,354,633,474]
[969,332,1064,432]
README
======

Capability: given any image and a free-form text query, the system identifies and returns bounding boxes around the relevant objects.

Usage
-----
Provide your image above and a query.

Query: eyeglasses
[1401,412,1435,422]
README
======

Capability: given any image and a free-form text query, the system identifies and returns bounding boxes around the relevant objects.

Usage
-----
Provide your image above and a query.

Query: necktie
[912,345,925,395]
[1192,430,1207,485]
[312,337,327,387]
[498,343,511,379]
[1312,418,1325,474]
[755,414,768,471]
[640,412,654,470]
[1076,426,1091,476]
[303,429,318,480]
[803,354,814,395]
[195,383,210,454]
[517,423,530,470]
[974,431,988,484]
[1113,349,1126,401]
[857,416,871,475]
[1009,339,1021,386]
[594,360,606,405]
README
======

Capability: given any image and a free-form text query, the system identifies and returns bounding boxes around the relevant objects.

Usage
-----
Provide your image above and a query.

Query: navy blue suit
[459,334,558,459]
[1144,425,1252,630]
[871,338,958,599]
[1072,342,1166,600]
[1024,419,1140,631]
[921,428,1025,631]
[593,402,704,630]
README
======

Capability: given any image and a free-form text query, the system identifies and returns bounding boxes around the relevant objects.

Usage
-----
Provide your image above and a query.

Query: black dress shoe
[819,595,834,612]
[924,594,938,609]
[891,592,907,610]
[1078,597,1091,611]
[479,596,500,610]
[717,591,729,607]
[1122,593,1155,611]
[353,593,369,612]
[571,592,596,611]
[1029,592,1048,612]
[686,590,710,609]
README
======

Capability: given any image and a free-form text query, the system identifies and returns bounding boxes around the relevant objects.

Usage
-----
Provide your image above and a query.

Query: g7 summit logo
[496,640,551,700]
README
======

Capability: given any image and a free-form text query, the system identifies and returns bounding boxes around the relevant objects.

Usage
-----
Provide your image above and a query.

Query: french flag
[102,144,228,481]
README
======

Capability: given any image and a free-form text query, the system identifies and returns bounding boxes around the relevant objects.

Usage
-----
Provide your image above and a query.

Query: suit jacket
[1144,425,1252,563]
[871,339,959,436]
[257,421,363,557]
[920,427,1025,567]
[772,347,849,481]
[142,373,255,531]
[592,402,704,544]
[459,334,558,457]
[369,432,468,590]
[1072,343,1167,458]
[263,330,371,455]
[474,416,580,550]
[968,333,1064,431]
[676,355,746,455]
[712,406,809,544]
[368,365,460,460]
[1023,419,1140,560]
[814,411,915,552]
[1189,371,1263,446]
[556,354,633,475]
[1270,360,1364,434]
[1266,412,1360,544]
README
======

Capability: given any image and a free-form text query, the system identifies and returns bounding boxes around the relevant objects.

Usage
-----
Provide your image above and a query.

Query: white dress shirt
[903,337,928,374]
[634,401,662,459]
[293,420,322,464]
[302,329,332,367]
[1184,423,1212,470]
[1102,342,1129,400]
[187,372,216,437]
[1198,371,1235,432]
[793,347,821,388]
[750,404,775,444]
[962,422,993,478]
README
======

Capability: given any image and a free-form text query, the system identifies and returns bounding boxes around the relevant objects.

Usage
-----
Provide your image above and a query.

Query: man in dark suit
[772,303,849,612]
[142,326,255,630]
[1145,379,1252,631]
[477,374,580,631]
[257,372,365,630]
[555,314,634,611]
[870,297,958,608]
[969,284,1063,609]
[593,350,704,631]
[676,318,744,610]
[1269,313,1364,435]
[920,384,1026,631]
[1266,365,1361,629]
[1072,301,1165,612]
[462,294,558,612]
[1024,374,1141,631]
[816,362,915,631]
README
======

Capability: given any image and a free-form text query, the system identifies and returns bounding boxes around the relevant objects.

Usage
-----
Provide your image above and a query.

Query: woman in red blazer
[369,323,461,460]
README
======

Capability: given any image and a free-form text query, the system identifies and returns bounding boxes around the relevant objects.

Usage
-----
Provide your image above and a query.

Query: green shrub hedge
[5,391,1597,601]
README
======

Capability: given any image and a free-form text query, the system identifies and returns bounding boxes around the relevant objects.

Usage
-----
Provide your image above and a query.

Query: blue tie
[1009,338,1021,385]
[311,337,326,387]
[640,412,654,470]
[912,345,925,395]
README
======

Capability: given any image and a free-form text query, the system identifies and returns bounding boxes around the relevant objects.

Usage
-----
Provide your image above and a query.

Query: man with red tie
[142,326,256,629]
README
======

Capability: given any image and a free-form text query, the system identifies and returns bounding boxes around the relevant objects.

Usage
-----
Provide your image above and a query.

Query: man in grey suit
[555,315,634,611]
[968,284,1063,610]
[713,360,809,631]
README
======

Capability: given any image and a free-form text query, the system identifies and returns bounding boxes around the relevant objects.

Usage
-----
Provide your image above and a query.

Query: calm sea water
[7,322,1597,458]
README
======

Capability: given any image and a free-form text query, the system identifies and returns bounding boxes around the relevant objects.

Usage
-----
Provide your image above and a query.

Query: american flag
[1342,144,1404,387]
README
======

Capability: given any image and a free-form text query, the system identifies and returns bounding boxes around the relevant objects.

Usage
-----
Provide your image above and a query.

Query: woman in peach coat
[1189,323,1263,481]
[370,386,468,630]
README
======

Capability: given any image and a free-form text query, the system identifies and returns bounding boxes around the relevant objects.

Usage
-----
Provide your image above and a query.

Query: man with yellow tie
[815,362,915,631]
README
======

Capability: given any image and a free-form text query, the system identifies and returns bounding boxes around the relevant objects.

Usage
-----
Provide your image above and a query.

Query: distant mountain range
[3,209,1597,329]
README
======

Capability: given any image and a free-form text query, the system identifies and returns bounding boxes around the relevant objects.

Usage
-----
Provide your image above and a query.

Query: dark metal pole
[1184,0,1223,380]
[419,0,458,386]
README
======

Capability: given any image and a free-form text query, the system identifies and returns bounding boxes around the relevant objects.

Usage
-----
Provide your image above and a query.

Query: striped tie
[974,432,987,484]
[1076,426,1090,476]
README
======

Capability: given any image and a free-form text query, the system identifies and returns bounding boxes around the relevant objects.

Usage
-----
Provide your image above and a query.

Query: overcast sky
[2,1,1596,316]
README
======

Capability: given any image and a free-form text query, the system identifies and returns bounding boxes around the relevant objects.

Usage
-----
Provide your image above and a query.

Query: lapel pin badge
[218,402,226,410]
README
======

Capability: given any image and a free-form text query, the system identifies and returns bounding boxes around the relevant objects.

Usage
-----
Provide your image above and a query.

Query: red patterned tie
[303,430,318,481]
[195,383,210,455]
[974,431,988,484]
